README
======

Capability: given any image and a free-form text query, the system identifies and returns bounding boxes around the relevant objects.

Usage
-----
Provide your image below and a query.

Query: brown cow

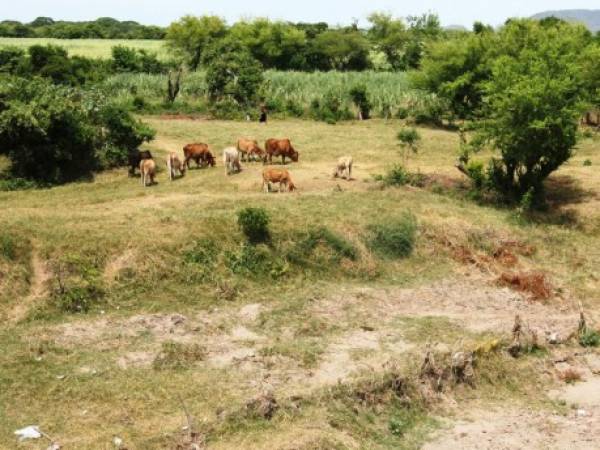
[183,144,216,169]
[262,168,296,193]
[237,138,264,162]
[264,139,299,165]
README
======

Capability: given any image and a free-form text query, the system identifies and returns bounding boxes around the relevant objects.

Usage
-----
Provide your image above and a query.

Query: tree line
[0,17,165,39]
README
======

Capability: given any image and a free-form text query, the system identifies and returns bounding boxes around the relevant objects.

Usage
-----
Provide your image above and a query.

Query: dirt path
[9,246,50,323]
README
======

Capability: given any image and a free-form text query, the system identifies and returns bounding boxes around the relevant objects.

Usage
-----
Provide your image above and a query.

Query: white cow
[333,156,353,180]
[223,147,242,175]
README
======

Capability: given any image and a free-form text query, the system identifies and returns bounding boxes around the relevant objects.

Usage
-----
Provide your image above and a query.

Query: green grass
[1,117,599,448]
[0,37,167,59]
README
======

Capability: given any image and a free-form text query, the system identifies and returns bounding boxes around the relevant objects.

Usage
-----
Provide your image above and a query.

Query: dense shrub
[225,244,288,279]
[349,84,372,119]
[54,283,104,313]
[204,40,264,108]
[0,47,26,74]
[288,227,358,265]
[310,90,353,124]
[112,45,164,74]
[237,207,271,244]
[368,213,418,259]
[0,76,155,184]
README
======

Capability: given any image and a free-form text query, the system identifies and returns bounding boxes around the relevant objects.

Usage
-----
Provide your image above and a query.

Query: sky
[3,0,598,28]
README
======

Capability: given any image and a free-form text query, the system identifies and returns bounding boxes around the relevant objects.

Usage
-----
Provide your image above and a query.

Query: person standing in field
[259,104,268,124]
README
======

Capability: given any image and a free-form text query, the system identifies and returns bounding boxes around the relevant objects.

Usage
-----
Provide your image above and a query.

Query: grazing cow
[183,144,216,169]
[333,156,353,180]
[237,138,264,162]
[223,147,242,175]
[140,159,156,187]
[166,152,186,181]
[128,150,153,176]
[264,139,299,165]
[262,168,296,193]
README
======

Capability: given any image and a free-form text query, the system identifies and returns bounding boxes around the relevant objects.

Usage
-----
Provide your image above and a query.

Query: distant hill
[531,9,600,32]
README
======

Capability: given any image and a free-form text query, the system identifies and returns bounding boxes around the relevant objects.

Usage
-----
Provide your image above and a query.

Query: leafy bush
[0,77,98,183]
[579,329,600,348]
[349,84,372,119]
[205,39,264,107]
[310,90,353,124]
[397,127,421,164]
[225,244,288,279]
[368,213,418,259]
[583,159,592,167]
[288,227,358,265]
[112,45,164,74]
[54,283,104,314]
[0,47,26,74]
[238,207,270,244]
[376,164,426,188]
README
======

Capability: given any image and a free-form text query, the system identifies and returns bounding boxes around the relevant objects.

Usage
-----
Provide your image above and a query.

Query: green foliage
[311,29,372,71]
[397,127,421,164]
[375,164,426,188]
[205,40,264,107]
[0,233,16,260]
[0,17,165,39]
[583,159,592,167]
[237,207,271,244]
[153,341,207,370]
[349,84,372,119]
[288,227,358,265]
[54,283,104,314]
[225,244,288,279]
[166,15,227,70]
[368,213,418,259]
[0,76,98,183]
[111,45,164,74]
[97,103,156,167]
[0,46,26,73]
[310,90,353,123]
[474,20,588,202]
[579,329,600,348]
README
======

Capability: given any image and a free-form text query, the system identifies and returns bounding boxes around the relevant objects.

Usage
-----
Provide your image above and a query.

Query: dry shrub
[492,247,518,267]
[498,271,552,300]
[558,368,583,384]
[245,392,279,420]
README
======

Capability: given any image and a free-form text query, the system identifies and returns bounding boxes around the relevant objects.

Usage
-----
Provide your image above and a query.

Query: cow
[140,159,156,187]
[166,152,186,181]
[264,139,299,165]
[128,150,153,176]
[333,156,353,180]
[223,147,242,175]
[183,144,216,169]
[262,168,296,193]
[237,138,264,162]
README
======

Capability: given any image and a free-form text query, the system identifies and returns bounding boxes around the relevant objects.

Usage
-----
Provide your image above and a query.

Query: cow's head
[207,153,216,167]
[290,148,299,163]
[288,180,297,192]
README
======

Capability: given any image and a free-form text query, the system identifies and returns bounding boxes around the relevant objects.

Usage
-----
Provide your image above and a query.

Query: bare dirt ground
[8,246,50,324]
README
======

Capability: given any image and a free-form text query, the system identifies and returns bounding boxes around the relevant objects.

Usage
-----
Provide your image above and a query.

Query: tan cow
[333,156,353,180]
[264,139,299,165]
[237,138,264,162]
[262,168,296,193]
[166,152,186,181]
[140,159,156,187]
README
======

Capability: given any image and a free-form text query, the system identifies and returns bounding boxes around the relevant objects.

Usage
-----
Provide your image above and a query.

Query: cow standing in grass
[237,138,264,162]
[223,147,242,175]
[166,152,186,181]
[140,159,156,187]
[128,150,153,176]
[333,156,353,180]
[183,144,216,169]
[262,168,296,193]
[264,139,299,165]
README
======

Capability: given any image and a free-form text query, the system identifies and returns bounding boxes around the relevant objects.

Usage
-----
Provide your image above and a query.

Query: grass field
[1,118,600,448]
[0,37,167,59]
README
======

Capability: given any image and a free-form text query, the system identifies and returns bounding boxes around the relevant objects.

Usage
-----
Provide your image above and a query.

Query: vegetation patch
[152,341,207,370]
[367,213,417,259]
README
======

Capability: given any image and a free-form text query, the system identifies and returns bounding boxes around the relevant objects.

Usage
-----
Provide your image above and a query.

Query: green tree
[469,20,589,202]
[204,40,264,106]
[166,15,227,70]
[311,29,371,71]
[367,13,408,71]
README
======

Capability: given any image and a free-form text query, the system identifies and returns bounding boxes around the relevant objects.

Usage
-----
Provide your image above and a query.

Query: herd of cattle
[131,138,353,192]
